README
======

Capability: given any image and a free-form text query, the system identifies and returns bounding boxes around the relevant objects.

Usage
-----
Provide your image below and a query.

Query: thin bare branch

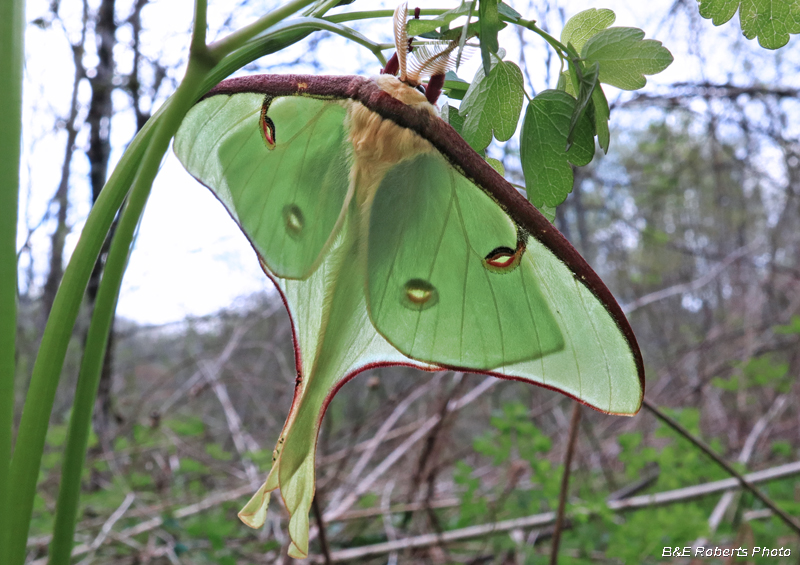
[33,456,800,564]
[319,460,800,562]
[199,325,261,484]
[157,323,250,416]
[318,420,426,466]
[607,460,800,510]
[703,394,788,540]
[622,243,757,314]
[381,480,399,565]
[325,510,559,562]
[313,495,332,565]
[323,376,498,522]
[75,493,136,565]
[549,403,581,565]
[644,398,800,534]
[324,377,437,512]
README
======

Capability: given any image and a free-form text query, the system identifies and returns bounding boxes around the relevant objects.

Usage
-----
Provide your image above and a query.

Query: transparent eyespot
[401,279,439,311]
[282,204,304,238]
[260,114,276,149]
[483,245,523,273]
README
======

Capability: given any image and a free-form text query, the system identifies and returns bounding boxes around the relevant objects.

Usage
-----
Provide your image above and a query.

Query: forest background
[8,0,800,562]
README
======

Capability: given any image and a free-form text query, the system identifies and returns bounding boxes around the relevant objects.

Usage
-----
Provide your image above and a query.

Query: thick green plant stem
[324,9,447,24]
[3,67,198,565]
[47,61,212,565]
[47,4,329,562]
[6,111,157,565]
[0,0,25,562]
[208,0,321,59]
[13,2,346,560]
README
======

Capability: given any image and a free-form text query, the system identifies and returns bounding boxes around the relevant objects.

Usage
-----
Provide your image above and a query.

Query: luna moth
[173,4,644,558]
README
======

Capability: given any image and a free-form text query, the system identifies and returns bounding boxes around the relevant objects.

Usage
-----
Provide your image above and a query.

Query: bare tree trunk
[84,0,155,447]
[85,0,118,446]
[41,3,88,324]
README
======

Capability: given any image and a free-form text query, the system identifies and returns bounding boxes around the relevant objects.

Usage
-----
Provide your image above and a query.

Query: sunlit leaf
[479,0,503,74]
[566,61,599,150]
[520,90,594,207]
[421,22,480,41]
[407,2,472,36]
[441,102,465,135]
[697,0,800,49]
[561,8,616,54]
[556,70,570,93]
[459,57,524,151]
[497,1,521,22]
[582,27,673,90]
[538,204,556,222]
[442,70,470,100]
[485,156,504,175]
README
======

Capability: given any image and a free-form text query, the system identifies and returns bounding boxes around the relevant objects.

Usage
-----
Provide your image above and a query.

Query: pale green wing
[367,152,641,415]
[367,152,564,370]
[174,75,644,562]
[239,211,437,558]
[174,93,352,279]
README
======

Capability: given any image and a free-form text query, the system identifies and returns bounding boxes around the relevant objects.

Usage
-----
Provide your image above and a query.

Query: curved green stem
[30,4,388,563]
[6,70,210,565]
[7,100,154,565]
[517,18,576,59]
[307,0,342,17]
[208,0,321,61]
[47,11,347,565]
[48,4,217,561]
[324,8,448,24]
[47,58,211,564]
[0,0,24,562]
[190,0,208,54]
[293,18,388,65]
[208,18,379,81]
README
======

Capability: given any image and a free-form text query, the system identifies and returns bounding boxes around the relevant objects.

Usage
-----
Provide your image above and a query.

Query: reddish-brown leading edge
[199,74,646,406]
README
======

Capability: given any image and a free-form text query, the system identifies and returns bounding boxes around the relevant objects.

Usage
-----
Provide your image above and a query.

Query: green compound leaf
[422,22,480,41]
[407,2,471,36]
[479,0,503,74]
[441,102,466,135]
[566,61,599,150]
[485,156,505,175]
[497,1,522,22]
[698,0,800,49]
[591,81,611,153]
[442,70,470,100]
[582,27,674,90]
[561,8,616,54]
[520,90,595,208]
[538,204,557,223]
[459,58,524,152]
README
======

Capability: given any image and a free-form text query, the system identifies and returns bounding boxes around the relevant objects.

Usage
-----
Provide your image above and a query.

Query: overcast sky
[18,0,799,325]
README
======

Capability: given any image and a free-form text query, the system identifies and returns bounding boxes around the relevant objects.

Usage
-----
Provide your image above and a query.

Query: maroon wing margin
[200,74,646,401]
